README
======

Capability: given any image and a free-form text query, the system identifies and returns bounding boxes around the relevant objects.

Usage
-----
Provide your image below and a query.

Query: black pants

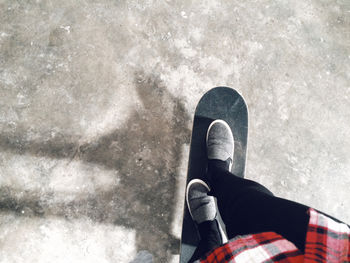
[191,161,310,262]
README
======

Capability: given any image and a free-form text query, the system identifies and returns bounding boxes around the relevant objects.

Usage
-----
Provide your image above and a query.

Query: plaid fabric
[199,208,350,263]
[198,232,303,263]
[304,209,350,262]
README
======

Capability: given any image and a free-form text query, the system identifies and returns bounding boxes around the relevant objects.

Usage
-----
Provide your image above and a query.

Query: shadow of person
[0,71,191,261]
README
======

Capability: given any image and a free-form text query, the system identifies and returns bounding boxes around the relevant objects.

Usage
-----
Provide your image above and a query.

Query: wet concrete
[1,0,350,262]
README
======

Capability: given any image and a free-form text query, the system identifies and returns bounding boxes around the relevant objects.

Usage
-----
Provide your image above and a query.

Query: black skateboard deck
[180,87,248,262]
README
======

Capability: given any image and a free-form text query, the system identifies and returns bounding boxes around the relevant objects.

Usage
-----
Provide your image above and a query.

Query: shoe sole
[206,119,234,171]
[186,179,211,221]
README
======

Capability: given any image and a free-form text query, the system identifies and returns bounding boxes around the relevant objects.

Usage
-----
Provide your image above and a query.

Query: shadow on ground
[0,71,192,261]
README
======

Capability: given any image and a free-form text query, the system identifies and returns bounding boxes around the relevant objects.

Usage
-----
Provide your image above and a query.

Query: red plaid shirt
[198,208,350,263]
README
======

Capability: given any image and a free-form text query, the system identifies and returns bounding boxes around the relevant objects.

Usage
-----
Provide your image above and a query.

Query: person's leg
[203,119,310,255]
[188,220,223,262]
[186,179,224,262]
[208,160,310,252]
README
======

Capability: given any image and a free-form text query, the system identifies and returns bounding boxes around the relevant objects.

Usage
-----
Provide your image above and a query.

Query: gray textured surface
[0,0,349,262]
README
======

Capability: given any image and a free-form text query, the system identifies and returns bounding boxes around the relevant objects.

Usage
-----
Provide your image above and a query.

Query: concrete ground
[0,0,349,262]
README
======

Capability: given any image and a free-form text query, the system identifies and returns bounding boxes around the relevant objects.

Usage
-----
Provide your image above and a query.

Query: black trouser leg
[208,162,310,252]
[189,220,223,262]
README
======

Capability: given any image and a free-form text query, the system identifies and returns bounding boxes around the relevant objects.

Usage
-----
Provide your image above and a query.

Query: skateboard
[180,87,248,262]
